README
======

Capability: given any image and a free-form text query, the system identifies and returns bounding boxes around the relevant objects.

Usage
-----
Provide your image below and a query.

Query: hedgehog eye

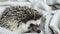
[28,23,34,29]
[30,23,34,27]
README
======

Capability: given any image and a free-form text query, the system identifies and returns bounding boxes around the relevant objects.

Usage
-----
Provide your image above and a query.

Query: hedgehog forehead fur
[0,6,42,31]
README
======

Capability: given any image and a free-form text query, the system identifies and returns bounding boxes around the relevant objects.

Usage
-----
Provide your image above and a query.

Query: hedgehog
[0,6,42,33]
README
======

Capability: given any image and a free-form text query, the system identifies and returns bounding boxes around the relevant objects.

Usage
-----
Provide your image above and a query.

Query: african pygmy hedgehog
[0,6,42,32]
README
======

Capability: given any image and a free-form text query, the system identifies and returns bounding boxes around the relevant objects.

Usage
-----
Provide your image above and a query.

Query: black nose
[37,30,41,33]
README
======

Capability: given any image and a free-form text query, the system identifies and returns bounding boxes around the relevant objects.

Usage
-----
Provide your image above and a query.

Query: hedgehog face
[24,19,41,33]
[15,18,41,33]
[0,6,42,33]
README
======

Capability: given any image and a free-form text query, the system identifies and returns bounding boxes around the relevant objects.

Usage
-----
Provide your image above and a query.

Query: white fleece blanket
[0,0,60,34]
